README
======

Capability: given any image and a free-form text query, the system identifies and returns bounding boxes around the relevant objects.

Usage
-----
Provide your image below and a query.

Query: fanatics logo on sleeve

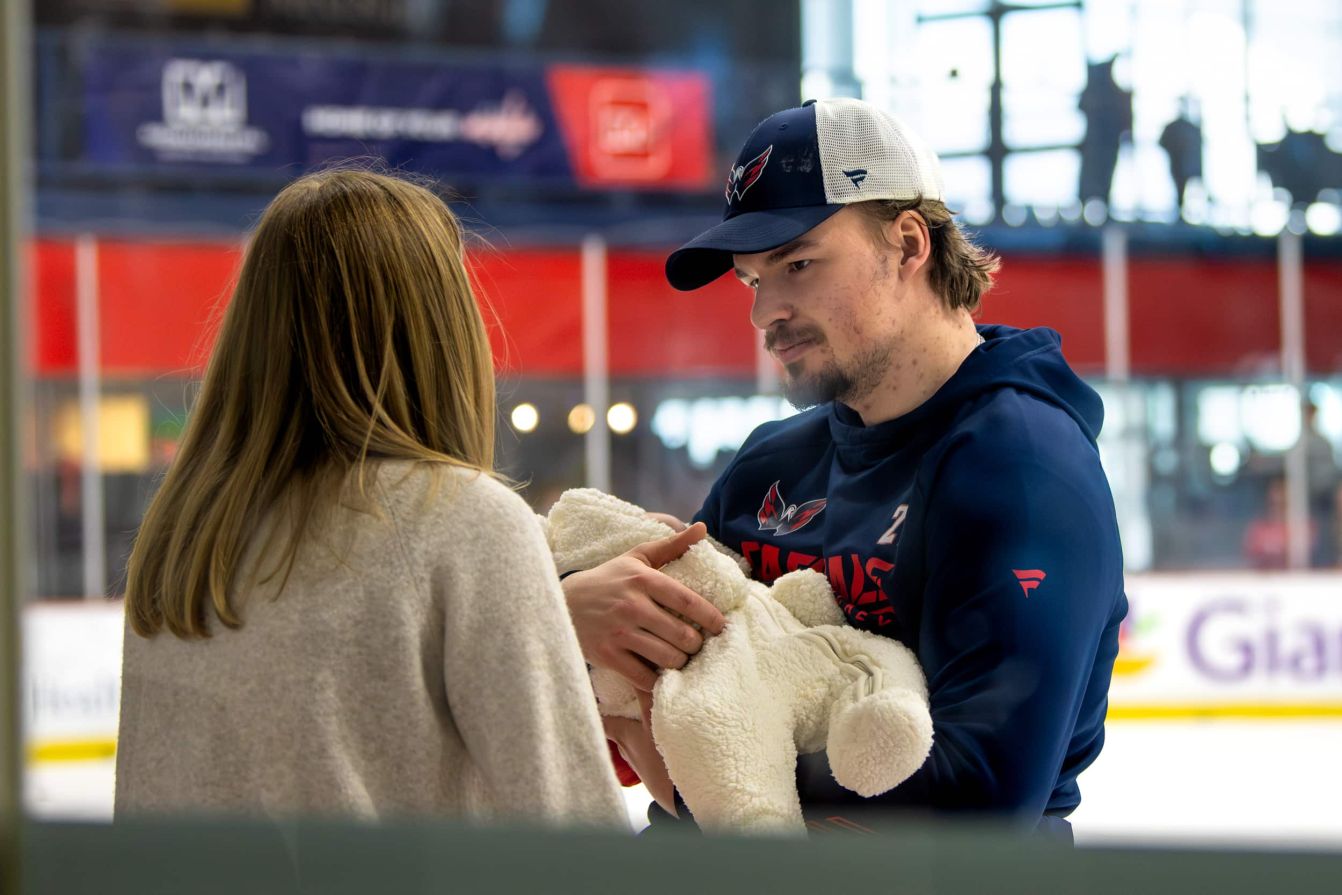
[725,144,772,203]
[757,480,827,536]
[1013,569,1046,597]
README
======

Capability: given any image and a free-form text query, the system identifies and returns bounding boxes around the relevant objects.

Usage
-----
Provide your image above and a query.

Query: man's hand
[562,522,726,691]
[604,691,676,815]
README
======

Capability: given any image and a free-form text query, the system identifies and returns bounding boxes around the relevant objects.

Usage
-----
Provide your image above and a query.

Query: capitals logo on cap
[725,144,772,204]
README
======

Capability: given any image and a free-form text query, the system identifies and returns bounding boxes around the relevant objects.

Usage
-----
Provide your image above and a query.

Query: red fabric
[607,740,641,787]
[1242,518,1318,570]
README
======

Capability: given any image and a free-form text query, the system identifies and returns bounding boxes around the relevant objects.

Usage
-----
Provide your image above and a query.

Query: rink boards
[19,574,1342,843]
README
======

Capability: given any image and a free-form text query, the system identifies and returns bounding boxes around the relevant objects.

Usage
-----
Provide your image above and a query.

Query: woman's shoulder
[372,460,539,541]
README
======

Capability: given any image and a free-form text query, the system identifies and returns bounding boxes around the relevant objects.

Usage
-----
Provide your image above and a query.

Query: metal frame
[917,1,1083,214]
[2,0,32,890]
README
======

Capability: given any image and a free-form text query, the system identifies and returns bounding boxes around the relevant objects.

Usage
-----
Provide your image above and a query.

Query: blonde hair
[126,169,497,639]
[857,197,1000,313]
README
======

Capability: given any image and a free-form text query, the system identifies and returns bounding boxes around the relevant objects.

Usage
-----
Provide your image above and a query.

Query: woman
[115,169,625,827]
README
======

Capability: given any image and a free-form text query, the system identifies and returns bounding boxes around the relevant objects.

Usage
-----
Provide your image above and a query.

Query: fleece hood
[828,324,1104,452]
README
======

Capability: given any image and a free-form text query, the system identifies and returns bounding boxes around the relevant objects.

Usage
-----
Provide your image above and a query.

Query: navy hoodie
[687,324,1127,827]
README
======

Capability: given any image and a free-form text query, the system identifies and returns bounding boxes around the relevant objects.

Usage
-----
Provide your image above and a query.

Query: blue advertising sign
[80,40,574,181]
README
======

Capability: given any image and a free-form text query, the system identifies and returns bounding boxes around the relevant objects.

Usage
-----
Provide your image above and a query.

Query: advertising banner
[1109,574,1342,718]
[25,574,1340,768]
[78,37,713,191]
[547,65,713,189]
[24,602,124,761]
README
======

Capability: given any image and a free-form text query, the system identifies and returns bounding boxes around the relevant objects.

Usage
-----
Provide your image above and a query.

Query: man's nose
[750,285,792,331]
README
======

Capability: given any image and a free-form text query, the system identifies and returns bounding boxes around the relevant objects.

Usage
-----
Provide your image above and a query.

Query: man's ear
[884,210,931,279]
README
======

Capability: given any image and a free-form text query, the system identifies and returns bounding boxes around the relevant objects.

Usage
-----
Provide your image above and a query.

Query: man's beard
[781,341,895,410]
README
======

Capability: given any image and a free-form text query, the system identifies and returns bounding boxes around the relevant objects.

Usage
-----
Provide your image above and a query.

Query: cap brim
[665,205,845,291]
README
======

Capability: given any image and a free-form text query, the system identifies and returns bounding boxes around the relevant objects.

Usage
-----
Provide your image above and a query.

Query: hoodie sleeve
[800,401,1124,820]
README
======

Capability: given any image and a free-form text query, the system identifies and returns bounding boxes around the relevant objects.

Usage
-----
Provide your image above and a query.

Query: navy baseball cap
[666,97,946,291]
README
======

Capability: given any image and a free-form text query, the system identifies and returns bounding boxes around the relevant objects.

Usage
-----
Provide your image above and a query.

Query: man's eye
[788,259,811,273]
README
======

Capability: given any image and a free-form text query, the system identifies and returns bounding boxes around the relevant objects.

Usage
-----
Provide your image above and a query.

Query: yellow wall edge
[1108,703,1342,721]
[25,708,1342,765]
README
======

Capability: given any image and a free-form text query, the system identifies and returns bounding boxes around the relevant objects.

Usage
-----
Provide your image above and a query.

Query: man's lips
[772,338,815,364]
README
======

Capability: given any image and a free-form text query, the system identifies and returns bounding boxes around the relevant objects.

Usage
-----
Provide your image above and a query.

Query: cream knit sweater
[115,462,625,829]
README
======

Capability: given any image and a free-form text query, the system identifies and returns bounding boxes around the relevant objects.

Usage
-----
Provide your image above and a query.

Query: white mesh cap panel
[814,98,945,205]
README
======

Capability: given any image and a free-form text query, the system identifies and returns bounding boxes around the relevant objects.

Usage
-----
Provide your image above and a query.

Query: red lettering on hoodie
[826,555,848,597]
[786,552,819,572]
[759,544,782,584]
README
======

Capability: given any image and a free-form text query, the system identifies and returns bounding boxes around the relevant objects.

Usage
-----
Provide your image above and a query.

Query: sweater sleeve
[433,477,628,829]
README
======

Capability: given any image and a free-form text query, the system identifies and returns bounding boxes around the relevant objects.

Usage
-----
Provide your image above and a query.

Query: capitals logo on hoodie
[757,481,826,535]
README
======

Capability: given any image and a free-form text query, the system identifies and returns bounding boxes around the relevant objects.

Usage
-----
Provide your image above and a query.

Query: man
[1301,401,1339,566]
[564,98,1126,839]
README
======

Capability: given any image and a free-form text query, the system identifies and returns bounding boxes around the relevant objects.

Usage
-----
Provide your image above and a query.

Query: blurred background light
[566,403,596,435]
[606,402,637,435]
[510,402,539,433]
[1241,384,1301,454]
[1209,441,1242,478]
[1306,202,1341,236]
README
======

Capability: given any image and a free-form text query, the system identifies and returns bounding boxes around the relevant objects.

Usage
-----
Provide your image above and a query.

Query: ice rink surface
[1068,720,1342,849]
[29,719,1342,848]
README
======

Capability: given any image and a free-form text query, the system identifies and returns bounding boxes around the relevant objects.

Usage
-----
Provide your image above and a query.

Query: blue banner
[80,40,574,182]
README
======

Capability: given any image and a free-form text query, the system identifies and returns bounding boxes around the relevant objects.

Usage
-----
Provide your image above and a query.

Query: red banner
[27,237,1342,380]
[547,65,714,190]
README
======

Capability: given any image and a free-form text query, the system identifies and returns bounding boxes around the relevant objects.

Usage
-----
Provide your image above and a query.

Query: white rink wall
[23,573,1342,846]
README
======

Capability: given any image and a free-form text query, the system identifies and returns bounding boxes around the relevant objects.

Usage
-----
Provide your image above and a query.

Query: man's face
[733,207,908,410]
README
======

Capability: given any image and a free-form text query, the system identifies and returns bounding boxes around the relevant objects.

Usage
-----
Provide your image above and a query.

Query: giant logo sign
[1109,574,1342,717]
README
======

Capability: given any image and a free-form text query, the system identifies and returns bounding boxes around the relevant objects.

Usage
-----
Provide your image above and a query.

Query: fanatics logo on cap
[725,144,772,203]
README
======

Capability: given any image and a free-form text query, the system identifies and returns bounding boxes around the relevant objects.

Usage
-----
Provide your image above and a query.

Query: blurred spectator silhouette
[1335,484,1342,568]
[1242,476,1317,570]
[1078,56,1132,206]
[1240,403,1337,568]
[1158,99,1203,212]
[1302,401,1339,565]
[1256,128,1342,207]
